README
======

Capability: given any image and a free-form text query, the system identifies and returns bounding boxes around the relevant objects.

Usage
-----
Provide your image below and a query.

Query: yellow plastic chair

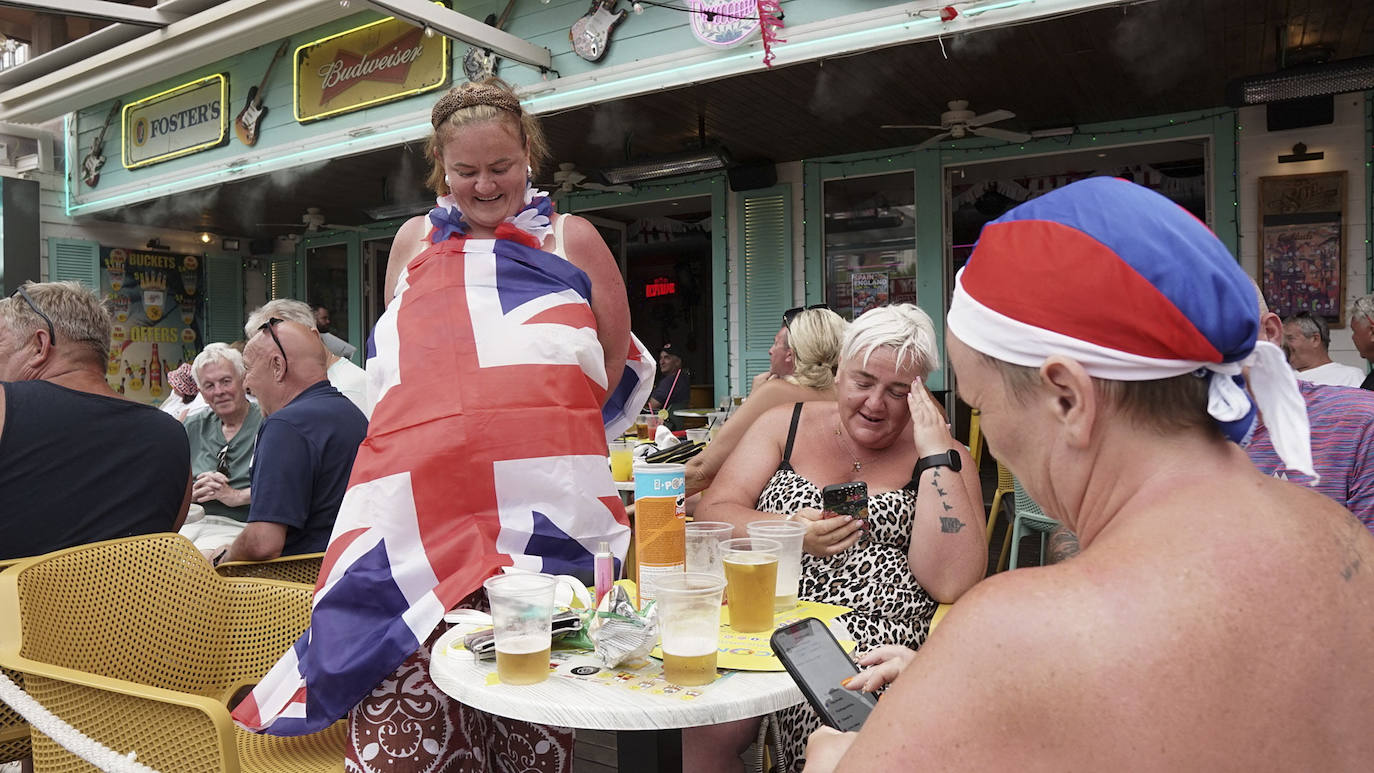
[0,558,29,765]
[216,552,324,585]
[988,461,1016,571]
[967,408,984,473]
[0,533,345,773]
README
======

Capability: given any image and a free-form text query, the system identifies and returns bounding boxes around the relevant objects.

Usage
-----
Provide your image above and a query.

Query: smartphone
[771,617,876,731]
[821,481,869,546]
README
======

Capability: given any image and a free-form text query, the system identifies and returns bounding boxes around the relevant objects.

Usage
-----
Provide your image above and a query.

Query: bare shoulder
[383,215,430,301]
[744,380,819,417]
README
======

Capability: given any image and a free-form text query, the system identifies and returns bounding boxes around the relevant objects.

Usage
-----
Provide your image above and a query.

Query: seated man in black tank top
[0,281,191,560]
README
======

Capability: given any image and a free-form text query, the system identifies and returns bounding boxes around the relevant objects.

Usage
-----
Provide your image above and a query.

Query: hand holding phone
[771,617,876,731]
[820,481,870,549]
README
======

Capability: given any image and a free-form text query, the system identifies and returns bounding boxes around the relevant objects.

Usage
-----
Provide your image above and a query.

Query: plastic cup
[720,537,780,633]
[747,520,807,611]
[655,572,726,686]
[685,521,734,580]
[483,573,557,685]
[636,413,652,440]
[685,428,709,443]
[609,439,634,482]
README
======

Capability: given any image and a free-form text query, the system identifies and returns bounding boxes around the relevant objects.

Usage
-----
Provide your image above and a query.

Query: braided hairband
[431,85,523,128]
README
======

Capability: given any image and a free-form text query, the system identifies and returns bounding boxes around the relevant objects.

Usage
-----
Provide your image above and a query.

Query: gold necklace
[833,420,873,472]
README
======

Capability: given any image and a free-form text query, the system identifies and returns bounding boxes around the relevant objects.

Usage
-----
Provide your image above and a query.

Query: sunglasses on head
[14,286,56,349]
[257,317,289,376]
[783,304,830,329]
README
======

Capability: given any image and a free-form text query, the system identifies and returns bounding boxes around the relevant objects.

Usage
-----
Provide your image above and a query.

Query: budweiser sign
[295,14,449,123]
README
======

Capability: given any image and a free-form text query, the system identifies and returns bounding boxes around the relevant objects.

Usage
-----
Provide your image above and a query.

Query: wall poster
[851,271,889,317]
[100,246,204,404]
[1257,171,1346,324]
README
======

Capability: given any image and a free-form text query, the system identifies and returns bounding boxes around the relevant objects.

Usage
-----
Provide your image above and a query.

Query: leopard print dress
[759,405,938,772]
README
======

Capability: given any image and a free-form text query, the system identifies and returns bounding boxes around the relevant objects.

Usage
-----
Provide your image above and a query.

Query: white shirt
[328,357,371,419]
[1296,360,1366,388]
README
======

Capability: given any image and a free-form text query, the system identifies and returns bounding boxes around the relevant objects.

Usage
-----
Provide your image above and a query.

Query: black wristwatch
[913,450,962,478]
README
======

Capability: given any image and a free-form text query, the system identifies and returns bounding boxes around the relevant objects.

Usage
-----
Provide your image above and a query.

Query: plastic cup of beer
[747,520,807,611]
[720,537,780,633]
[655,572,726,686]
[636,413,653,440]
[609,440,634,482]
[483,572,557,685]
[685,521,734,580]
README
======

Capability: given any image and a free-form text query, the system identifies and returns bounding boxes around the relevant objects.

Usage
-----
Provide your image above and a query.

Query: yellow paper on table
[650,600,854,671]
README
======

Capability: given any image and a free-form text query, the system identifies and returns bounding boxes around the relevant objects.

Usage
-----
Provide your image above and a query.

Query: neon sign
[646,277,677,298]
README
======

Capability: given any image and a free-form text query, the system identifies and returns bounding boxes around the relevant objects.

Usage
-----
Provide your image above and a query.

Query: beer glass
[483,572,557,685]
[720,537,780,633]
[685,521,734,580]
[747,520,807,611]
[655,572,726,686]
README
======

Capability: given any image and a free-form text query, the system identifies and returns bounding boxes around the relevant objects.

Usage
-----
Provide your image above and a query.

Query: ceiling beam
[362,0,551,71]
[0,0,185,28]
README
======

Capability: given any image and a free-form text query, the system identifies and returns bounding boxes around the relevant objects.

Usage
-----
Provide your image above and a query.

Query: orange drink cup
[655,572,726,686]
[609,440,634,482]
[721,537,780,633]
[483,573,557,685]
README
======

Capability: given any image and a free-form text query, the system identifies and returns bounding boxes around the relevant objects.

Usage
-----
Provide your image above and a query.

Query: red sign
[645,277,676,298]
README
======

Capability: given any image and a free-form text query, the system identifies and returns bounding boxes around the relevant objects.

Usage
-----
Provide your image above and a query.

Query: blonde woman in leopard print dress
[685,304,987,773]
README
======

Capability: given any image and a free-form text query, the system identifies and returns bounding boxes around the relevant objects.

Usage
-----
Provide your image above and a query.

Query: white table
[430,627,803,770]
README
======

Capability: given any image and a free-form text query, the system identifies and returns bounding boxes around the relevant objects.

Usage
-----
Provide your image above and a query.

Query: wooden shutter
[204,253,244,344]
[47,237,100,288]
[268,255,295,300]
[737,184,793,389]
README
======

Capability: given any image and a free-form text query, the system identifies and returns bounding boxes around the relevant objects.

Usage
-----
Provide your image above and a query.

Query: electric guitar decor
[570,0,628,62]
[234,40,291,147]
[81,100,121,188]
[463,0,519,82]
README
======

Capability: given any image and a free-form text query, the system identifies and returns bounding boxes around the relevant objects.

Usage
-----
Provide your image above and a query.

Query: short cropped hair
[193,342,245,384]
[0,280,111,364]
[1284,310,1329,349]
[978,353,1213,436]
[784,308,848,390]
[244,298,315,338]
[1350,296,1374,328]
[839,304,939,379]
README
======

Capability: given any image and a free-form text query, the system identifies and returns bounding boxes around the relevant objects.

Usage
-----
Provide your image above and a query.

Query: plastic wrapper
[583,584,659,668]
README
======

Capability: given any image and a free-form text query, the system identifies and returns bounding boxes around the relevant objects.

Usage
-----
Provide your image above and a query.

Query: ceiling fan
[258,206,364,234]
[883,99,1031,150]
[546,162,633,196]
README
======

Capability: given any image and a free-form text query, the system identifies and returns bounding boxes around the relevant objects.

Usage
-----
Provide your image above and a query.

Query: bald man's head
[243,318,330,414]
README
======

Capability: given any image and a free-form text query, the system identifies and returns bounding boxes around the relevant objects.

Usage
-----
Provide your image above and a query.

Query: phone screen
[771,618,876,731]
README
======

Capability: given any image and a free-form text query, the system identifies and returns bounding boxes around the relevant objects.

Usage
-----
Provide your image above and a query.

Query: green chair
[1006,476,1060,570]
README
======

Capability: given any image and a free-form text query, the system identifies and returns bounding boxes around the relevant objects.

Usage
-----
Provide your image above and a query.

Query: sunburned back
[846,469,1374,772]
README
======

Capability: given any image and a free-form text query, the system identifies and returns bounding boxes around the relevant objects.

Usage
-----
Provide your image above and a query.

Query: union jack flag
[232,234,653,735]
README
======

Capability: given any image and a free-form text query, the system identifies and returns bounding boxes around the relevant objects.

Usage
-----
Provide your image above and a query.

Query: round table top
[429,627,803,731]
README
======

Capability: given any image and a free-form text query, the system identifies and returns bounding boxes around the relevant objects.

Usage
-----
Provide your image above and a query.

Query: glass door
[298,232,361,363]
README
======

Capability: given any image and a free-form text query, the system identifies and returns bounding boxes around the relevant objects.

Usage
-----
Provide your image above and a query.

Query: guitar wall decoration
[235,40,291,147]
[570,0,628,62]
[463,0,519,82]
[81,100,121,188]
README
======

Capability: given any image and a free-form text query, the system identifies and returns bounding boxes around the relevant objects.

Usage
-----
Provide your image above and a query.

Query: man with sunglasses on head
[0,281,191,560]
[208,317,366,566]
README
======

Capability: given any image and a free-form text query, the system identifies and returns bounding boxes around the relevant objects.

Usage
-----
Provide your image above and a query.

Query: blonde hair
[783,308,847,390]
[0,280,111,364]
[424,77,549,195]
[840,304,939,378]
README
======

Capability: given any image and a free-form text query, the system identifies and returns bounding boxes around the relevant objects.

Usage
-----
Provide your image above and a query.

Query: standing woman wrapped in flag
[231,78,654,773]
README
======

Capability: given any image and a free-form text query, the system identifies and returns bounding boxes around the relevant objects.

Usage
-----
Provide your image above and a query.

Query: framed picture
[1257,171,1346,325]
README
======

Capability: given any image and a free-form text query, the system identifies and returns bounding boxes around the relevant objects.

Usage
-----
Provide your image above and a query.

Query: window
[822,172,917,320]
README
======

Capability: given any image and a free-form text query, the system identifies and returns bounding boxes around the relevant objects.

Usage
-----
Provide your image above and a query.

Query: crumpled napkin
[654,425,680,447]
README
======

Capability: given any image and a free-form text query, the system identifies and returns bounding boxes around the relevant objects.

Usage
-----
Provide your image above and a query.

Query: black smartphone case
[820,481,868,517]
[770,617,876,732]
